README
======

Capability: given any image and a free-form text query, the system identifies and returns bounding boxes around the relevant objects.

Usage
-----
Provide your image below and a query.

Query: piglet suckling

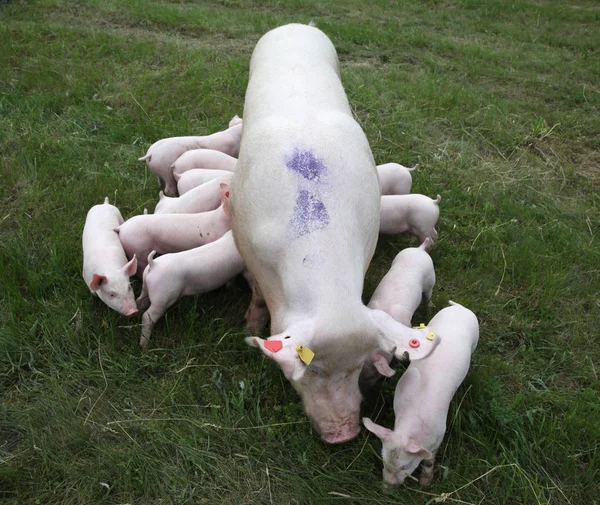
[82,197,138,316]
[368,238,435,327]
[116,183,231,276]
[377,162,418,196]
[175,168,232,195]
[363,301,479,488]
[171,149,237,179]
[136,230,245,351]
[379,194,441,244]
[154,172,233,214]
[138,118,242,196]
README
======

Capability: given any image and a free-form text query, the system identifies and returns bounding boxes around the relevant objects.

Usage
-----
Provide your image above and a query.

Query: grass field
[1,0,599,503]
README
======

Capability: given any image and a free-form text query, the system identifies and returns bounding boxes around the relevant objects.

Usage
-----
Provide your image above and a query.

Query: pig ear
[220,183,230,219]
[89,274,107,291]
[122,255,137,277]
[370,348,395,377]
[245,337,306,382]
[405,440,432,460]
[362,417,393,441]
[369,309,440,362]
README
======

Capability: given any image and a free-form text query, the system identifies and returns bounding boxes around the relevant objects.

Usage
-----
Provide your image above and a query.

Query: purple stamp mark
[286,148,326,181]
[289,190,330,238]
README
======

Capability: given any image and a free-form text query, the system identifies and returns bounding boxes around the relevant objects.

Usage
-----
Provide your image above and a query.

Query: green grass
[1,0,599,503]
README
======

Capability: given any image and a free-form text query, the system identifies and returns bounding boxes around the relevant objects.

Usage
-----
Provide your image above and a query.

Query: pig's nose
[321,425,360,444]
[125,308,139,317]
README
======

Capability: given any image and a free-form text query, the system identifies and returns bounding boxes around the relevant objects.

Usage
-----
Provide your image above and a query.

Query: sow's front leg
[243,270,270,333]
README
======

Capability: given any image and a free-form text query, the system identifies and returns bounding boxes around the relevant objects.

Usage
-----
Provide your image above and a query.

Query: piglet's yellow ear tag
[296,345,315,366]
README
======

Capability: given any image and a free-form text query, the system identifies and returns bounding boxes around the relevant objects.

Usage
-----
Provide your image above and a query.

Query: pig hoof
[419,476,432,488]
[139,336,149,352]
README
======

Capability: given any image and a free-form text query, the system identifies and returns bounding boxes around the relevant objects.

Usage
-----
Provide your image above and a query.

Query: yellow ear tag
[413,323,426,329]
[296,345,315,366]
[426,332,435,341]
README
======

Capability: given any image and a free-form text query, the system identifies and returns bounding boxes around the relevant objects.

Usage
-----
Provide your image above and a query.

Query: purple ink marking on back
[286,149,326,181]
[290,190,330,238]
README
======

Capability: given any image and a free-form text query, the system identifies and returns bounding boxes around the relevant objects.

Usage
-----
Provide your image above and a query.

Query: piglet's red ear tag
[264,340,283,352]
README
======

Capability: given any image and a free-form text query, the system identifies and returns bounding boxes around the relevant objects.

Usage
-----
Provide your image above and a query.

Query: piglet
[368,238,435,327]
[137,231,245,351]
[154,173,233,214]
[82,197,138,316]
[175,168,232,195]
[363,301,479,488]
[377,162,418,196]
[116,183,231,276]
[379,194,441,244]
[138,118,242,196]
[171,149,237,179]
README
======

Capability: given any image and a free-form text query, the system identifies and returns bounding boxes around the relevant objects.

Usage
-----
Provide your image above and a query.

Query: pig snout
[124,307,139,317]
[318,419,361,444]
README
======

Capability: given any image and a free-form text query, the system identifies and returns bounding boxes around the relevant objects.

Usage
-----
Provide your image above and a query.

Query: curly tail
[408,163,419,172]
[138,153,151,163]
[147,250,157,270]
[434,194,441,205]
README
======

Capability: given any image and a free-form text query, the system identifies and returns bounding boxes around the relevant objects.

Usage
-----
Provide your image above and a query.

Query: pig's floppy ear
[369,348,396,377]
[220,182,231,219]
[362,417,393,442]
[405,439,433,460]
[89,274,107,291]
[369,309,440,361]
[122,254,137,277]
[245,336,306,382]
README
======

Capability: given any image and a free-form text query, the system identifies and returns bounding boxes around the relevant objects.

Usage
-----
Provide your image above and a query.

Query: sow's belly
[231,114,381,299]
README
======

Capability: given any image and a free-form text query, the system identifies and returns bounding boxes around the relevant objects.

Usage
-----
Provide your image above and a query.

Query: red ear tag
[409,338,420,348]
[264,340,283,352]
[225,191,230,198]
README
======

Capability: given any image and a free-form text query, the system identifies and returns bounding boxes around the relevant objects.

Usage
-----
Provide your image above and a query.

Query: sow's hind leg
[243,269,270,334]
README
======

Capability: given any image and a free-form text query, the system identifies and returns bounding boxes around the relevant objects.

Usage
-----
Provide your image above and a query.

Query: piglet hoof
[139,335,149,353]
[419,474,433,488]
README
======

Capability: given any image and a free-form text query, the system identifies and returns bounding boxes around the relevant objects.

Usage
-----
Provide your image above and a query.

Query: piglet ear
[89,274,107,291]
[406,440,432,460]
[362,417,393,442]
[220,182,231,219]
[122,254,137,277]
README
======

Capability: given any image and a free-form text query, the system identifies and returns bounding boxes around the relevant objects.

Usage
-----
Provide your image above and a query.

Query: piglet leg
[419,450,436,488]
[140,301,167,351]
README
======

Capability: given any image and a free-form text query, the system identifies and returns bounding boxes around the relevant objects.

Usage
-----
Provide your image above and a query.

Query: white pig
[175,169,232,195]
[379,194,441,243]
[171,149,237,178]
[116,184,231,276]
[82,197,138,316]
[138,121,242,196]
[137,231,245,351]
[231,24,440,444]
[363,301,479,487]
[368,238,435,327]
[154,173,233,214]
[377,162,418,196]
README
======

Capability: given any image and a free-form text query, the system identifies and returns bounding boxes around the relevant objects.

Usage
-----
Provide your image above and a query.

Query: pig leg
[136,280,150,310]
[140,300,168,351]
[243,270,270,333]
[419,450,436,488]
